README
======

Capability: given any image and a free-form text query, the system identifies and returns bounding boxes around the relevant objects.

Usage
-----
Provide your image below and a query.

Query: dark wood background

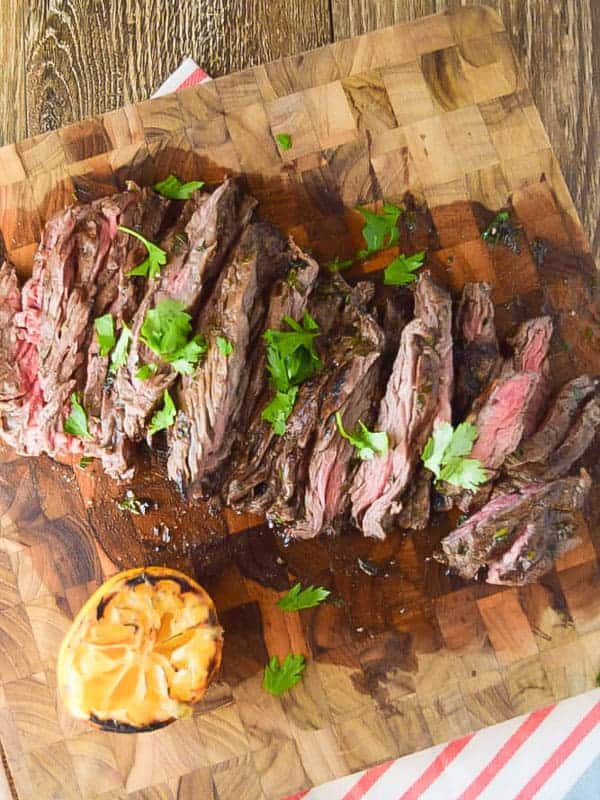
[0,1,598,262]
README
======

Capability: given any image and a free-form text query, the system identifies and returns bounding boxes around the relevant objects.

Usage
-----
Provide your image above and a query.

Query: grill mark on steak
[103,179,256,478]
[223,244,320,514]
[453,282,501,422]
[440,471,591,582]
[167,222,288,495]
[350,317,441,540]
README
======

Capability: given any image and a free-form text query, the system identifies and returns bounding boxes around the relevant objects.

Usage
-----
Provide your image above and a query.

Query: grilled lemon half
[57,566,223,732]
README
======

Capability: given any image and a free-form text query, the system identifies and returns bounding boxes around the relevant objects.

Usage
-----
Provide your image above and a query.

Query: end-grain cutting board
[0,7,599,800]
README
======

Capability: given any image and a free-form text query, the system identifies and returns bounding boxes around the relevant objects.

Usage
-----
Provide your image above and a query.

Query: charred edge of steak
[440,471,591,583]
[453,282,501,422]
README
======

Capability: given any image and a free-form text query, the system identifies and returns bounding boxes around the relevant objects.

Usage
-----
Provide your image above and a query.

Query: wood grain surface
[0,6,598,800]
[0,0,597,263]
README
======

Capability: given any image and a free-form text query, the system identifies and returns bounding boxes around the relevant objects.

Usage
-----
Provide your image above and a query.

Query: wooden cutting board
[0,7,599,800]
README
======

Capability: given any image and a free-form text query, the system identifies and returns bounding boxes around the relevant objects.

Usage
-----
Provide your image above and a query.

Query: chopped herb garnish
[326,256,353,273]
[422,422,488,492]
[148,389,176,435]
[383,251,426,286]
[141,299,208,375]
[78,456,93,469]
[277,583,331,612]
[481,210,521,253]
[493,527,509,542]
[263,653,306,696]
[136,363,158,381]
[261,387,298,436]
[356,202,403,258]
[335,412,388,461]
[94,313,115,357]
[275,133,293,151]
[216,336,233,356]
[117,491,150,515]
[64,393,92,440]
[118,226,168,280]
[261,312,322,435]
[153,174,204,200]
[109,322,132,372]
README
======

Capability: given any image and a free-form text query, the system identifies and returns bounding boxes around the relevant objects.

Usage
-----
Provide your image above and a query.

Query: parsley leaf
[439,458,488,492]
[78,456,93,469]
[263,653,306,696]
[136,363,158,380]
[169,335,208,375]
[141,300,207,375]
[261,388,298,436]
[275,133,292,151]
[94,313,115,357]
[148,390,176,435]
[64,393,92,440]
[261,312,322,435]
[383,251,426,286]
[481,210,510,245]
[153,174,204,200]
[118,226,168,280]
[216,336,233,356]
[335,412,389,460]
[356,202,403,257]
[326,256,354,273]
[422,422,488,491]
[277,583,330,612]
[110,322,132,372]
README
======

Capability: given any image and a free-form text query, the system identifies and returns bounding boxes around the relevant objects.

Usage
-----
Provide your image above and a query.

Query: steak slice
[414,272,453,427]
[350,317,440,540]
[395,467,431,530]
[13,189,162,460]
[505,375,600,479]
[453,282,501,421]
[0,262,24,448]
[393,273,452,531]
[223,244,320,513]
[167,222,288,495]
[270,298,384,539]
[83,189,179,421]
[103,179,256,477]
[467,317,553,471]
[440,471,590,584]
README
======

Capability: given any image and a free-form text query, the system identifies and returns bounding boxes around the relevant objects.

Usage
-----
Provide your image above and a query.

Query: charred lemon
[57,567,223,732]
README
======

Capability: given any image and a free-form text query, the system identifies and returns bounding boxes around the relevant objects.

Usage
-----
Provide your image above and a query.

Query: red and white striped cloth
[286,690,600,800]
[157,59,600,800]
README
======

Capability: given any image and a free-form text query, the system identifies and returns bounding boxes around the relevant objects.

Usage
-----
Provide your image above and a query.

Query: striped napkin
[157,60,600,800]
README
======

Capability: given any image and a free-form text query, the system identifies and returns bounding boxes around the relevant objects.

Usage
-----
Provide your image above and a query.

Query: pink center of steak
[519,326,551,372]
[470,373,539,468]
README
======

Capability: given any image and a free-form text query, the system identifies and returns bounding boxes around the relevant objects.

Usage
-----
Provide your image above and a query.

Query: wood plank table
[0,1,598,262]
